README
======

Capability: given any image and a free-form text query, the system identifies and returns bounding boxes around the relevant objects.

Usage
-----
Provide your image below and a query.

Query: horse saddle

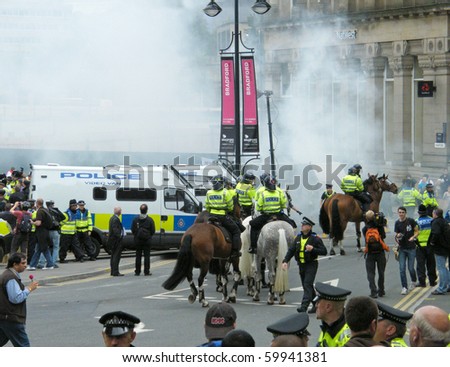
[207,217,232,243]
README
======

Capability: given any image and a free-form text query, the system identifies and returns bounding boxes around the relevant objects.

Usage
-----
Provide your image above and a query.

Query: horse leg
[330,238,337,255]
[247,276,255,297]
[227,270,241,304]
[356,223,362,253]
[216,274,223,293]
[187,280,198,304]
[221,274,229,302]
[267,264,275,305]
[279,291,286,305]
[198,267,209,308]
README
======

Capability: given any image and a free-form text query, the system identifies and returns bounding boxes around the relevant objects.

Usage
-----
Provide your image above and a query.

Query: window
[93,187,107,201]
[116,188,157,202]
[164,188,199,214]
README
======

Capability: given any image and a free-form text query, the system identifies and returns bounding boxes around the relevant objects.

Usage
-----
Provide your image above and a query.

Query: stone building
[249,0,449,180]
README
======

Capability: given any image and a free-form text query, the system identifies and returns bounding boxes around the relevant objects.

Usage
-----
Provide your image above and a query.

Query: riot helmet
[259,172,269,185]
[264,175,277,191]
[243,172,256,184]
[348,167,356,175]
[353,164,362,175]
[211,175,224,191]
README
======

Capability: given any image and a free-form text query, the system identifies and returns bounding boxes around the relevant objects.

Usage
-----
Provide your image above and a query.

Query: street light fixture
[203,0,271,176]
[258,90,276,177]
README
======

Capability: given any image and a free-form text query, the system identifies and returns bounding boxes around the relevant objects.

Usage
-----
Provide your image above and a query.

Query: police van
[30,163,202,256]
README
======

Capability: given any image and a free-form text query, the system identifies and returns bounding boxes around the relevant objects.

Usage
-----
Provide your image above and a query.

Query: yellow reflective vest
[205,189,234,216]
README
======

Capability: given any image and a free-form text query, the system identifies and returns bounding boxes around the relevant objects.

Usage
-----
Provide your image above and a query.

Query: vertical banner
[220,57,236,154]
[241,56,259,154]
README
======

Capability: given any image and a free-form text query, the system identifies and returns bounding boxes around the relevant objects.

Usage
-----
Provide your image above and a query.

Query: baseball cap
[204,303,236,340]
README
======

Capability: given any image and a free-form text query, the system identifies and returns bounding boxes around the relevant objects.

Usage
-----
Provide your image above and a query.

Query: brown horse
[319,174,398,255]
[162,214,241,307]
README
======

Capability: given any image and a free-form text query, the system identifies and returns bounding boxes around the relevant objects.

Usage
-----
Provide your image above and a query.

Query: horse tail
[239,220,253,278]
[274,228,289,293]
[319,202,330,234]
[162,234,193,290]
[330,199,344,241]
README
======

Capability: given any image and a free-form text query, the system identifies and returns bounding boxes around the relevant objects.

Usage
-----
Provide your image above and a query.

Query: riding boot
[249,230,258,254]
[230,235,242,258]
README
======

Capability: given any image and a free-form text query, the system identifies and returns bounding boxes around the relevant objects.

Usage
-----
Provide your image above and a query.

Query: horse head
[378,174,398,194]
[365,173,382,194]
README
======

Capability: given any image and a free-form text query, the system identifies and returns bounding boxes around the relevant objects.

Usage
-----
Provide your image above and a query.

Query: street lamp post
[262,90,276,177]
[203,0,271,176]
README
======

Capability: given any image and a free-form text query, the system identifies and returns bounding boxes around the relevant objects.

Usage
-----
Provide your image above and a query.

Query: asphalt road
[22,229,444,347]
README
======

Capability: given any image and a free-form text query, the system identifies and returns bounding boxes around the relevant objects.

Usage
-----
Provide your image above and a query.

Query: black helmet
[21,201,31,211]
[264,175,277,191]
[353,164,362,170]
[348,167,355,175]
[243,172,255,184]
[211,175,224,191]
[260,172,269,185]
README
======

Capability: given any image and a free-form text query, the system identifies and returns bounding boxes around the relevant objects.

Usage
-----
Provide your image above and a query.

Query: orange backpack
[364,227,389,254]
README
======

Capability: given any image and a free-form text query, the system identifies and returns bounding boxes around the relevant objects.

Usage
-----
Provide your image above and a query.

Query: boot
[248,244,257,254]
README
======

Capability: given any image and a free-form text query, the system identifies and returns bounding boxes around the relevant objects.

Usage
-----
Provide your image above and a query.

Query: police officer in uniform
[235,172,256,219]
[99,311,141,347]
[282,217,327,313]
[320,183,336,207]
[314,282,352,347]
[267,312,310,347]
[397,179,421,215]
[341,167,371,212]
[249,175,295,254]
[205,175,242,258]
[374,301,412,347]
[415,204,437,287]
[422,183,438,216]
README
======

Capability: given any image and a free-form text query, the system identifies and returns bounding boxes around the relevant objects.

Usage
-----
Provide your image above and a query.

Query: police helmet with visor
[211,175,224,191]
[243,172,255,184]
[264,176,277,191]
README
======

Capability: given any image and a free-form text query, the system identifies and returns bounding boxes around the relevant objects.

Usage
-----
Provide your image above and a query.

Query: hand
[281,262,288,271]
[28,281,39,292]
[305,244,313,252]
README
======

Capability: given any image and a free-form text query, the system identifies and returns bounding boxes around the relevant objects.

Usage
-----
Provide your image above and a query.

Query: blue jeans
[0,320,30,347]
[38,230,60,267]
[398,248,417,288]
[29,243,54,268]
[435,254,450,293]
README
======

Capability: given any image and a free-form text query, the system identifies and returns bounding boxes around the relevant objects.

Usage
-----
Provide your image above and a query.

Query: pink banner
[220,57,235,154]
[241,56,259,153]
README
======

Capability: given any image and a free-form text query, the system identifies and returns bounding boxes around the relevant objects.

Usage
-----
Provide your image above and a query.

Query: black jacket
[283,231,327,265]
[430,216,449,256]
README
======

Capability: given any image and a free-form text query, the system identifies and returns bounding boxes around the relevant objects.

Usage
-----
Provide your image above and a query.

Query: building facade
[251,0,449,178]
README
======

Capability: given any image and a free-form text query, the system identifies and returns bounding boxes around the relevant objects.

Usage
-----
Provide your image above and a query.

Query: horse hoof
[357,247,363,253]
[267,300,274,305]
[216,286,223,293]
[261,283,269,289]
[201,301,209,308]
[330,248,336,256]
[253,296,260,302]
[279,299,286,305]
[340,249,346,255]
[227,297,236,304]
[188,294,196,304]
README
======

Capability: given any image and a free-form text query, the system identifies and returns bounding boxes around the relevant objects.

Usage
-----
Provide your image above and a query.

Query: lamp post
[203,0,271,176]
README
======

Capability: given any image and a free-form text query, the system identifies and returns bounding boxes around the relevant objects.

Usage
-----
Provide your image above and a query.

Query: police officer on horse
[248,175,296,254]
[205,175,242,258]
[340,167,371,212]
[235,172,256,219]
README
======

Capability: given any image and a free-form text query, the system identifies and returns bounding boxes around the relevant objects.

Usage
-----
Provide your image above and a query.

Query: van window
[116,188,157,202]
[164,188,198,214]
[93,187,107,201]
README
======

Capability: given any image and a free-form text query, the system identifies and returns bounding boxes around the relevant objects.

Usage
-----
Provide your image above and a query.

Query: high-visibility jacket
[235,182,256,207]
[60,209,78,235]
[256,188,286,214]
[76,209,93,232]
[397,188,421,207]
[317,322,351,347]
[422,191,438,208]
[205,189,234,216]
[340,174,363,193]
[30,210,37,233]
[416,215,432,247]
[390,337,408,347]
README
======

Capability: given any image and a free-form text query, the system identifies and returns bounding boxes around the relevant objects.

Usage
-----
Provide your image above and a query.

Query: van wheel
[91,237,101,258]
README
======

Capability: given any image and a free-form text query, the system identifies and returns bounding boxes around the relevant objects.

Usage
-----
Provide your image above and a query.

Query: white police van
[30,163,202,255]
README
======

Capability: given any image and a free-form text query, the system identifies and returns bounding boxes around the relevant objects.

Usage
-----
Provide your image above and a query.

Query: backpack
[365,227,384,253]
[18,213,32,233]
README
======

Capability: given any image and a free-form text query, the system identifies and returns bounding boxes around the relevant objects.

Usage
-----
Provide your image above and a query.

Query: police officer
[59,199,85,263]
[314,282,352,347]
[205,175,242,258]
[397,179,421,215]
[374,301,412,347]
[353,164,363,177]
[249,175,295,254]
[75,200,96,261]
[235,172,256,219]
[320,183,336,207]
[267,312,310,347]
[341,167,371,212]
[422,183,438,216]
[99,311,141,347]
[282,217,327,313]
[415,204,437,287]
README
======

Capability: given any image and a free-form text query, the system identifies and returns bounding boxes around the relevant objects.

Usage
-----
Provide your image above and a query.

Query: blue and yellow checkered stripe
[91,213,196,233]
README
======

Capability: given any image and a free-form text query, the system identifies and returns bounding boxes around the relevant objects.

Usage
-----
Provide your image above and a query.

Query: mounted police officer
[340,167,371,212]
[248,175,296,254]
[205,175,242,258]
[235,172,256,219]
